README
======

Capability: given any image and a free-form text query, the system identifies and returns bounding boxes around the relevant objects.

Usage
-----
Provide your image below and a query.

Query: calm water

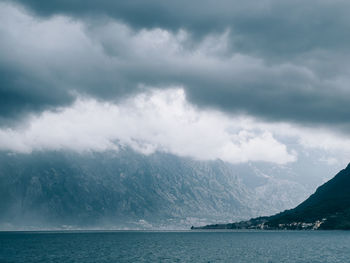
[1,230,349,262]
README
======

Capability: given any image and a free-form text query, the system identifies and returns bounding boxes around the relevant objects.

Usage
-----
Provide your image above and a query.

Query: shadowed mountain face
[196,163,350,230]
[267,163,350,229]
[0,149,314,230]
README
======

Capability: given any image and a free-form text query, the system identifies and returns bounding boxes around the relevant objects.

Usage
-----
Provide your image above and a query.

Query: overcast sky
[1,0,350,172]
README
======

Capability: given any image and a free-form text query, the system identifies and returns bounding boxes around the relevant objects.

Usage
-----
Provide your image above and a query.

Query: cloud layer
[1,1,350,169]
[0,89,297,164]
[1,2,350,130]
[1,87,350,166]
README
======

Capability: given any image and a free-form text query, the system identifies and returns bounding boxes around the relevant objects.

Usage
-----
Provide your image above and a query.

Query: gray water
[0,230,349,262]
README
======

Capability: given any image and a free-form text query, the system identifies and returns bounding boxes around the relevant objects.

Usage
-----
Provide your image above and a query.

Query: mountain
[194,163,350,230]
[0,149,312,230]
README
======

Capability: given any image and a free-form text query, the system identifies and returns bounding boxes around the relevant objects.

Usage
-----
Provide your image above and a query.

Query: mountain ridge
[0,149,311,230]
[193,163,350,230]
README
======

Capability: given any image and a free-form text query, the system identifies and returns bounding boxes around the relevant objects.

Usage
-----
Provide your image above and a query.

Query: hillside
[194,163,350,230]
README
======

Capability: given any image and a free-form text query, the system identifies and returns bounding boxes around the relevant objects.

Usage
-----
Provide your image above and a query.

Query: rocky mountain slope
[0,149,311,230]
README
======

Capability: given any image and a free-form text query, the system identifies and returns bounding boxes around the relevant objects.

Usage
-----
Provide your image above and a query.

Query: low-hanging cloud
[1,2,350,131]
[2,87,350,166]
[0,88,297,164]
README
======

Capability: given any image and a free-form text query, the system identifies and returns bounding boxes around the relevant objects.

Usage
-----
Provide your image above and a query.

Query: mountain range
[0,148,314,230]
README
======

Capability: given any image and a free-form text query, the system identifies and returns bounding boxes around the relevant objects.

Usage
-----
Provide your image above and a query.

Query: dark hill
[268,163,350,229]
[194,163,350,230]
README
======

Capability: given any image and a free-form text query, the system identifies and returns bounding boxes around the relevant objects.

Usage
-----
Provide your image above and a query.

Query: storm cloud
[1,0,350,129]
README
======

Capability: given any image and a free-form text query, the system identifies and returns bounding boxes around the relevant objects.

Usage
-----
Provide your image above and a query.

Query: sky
[1,0,350,173]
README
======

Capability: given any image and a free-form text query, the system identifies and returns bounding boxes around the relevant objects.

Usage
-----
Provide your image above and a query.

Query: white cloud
[0,88,296,164]
[1,86,349,166]
[1,3,350,167]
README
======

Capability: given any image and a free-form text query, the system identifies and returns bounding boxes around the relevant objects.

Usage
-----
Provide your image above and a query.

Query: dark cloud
[0,65,73,125]
[8,0,350,58]
[1,0,350,130]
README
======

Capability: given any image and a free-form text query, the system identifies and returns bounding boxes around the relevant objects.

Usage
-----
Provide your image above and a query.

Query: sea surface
[0,230,349,262]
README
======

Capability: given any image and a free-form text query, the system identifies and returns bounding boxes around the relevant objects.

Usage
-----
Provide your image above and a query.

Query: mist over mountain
[0,149,320,230]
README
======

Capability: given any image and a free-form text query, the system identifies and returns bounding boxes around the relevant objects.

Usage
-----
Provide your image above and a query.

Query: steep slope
[196,163,350,230]
[268,162,350,229]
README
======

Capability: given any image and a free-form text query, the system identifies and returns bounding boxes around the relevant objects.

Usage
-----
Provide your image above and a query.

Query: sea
[0,230,349,262]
